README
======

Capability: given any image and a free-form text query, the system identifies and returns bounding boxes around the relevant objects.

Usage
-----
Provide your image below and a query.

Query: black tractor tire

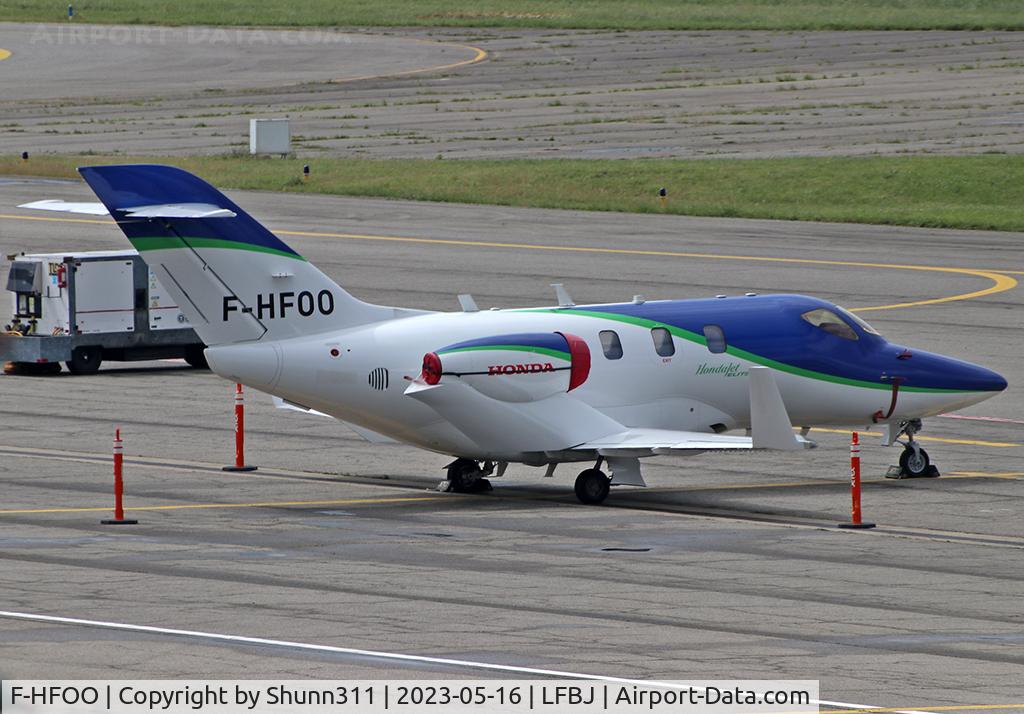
[66,346,102,375]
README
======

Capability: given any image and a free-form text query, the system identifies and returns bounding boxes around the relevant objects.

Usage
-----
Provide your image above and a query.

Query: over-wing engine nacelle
[420,332,590,402]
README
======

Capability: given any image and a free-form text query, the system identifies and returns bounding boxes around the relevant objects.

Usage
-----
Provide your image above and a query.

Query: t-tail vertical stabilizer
[79,164,400,346]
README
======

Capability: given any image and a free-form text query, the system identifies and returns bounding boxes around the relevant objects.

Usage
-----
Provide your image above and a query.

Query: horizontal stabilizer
[19,199,110,215]
[123,203,237,219]
[19,199,236,219]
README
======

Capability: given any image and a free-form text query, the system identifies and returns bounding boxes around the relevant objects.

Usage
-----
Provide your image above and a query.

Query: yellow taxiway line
[0,495,447,515]
[640,469,1022,494]
[331,38,486,84]
[810,428,1019,448]
[0,213,1016,313]
[279,227,1018,313]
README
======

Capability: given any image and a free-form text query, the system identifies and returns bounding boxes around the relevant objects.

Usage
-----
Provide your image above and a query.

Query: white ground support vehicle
[1,250,206,374]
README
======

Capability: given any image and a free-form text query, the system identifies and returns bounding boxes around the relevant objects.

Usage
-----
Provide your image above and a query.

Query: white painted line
[940,413,1024,425]
[0,610,934,714]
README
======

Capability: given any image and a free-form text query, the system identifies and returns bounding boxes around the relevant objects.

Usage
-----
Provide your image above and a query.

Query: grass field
[3,0,1024,31]
[4,154,1023,233]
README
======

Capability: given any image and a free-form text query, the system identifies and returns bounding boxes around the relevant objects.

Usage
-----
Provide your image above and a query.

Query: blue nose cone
[979,366,1008,393]
[889,347,1007,393]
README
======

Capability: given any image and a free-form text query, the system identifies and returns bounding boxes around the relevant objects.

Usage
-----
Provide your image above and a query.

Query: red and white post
[101,427,138,525]
[223,383,257,472]
[839,431,875,529]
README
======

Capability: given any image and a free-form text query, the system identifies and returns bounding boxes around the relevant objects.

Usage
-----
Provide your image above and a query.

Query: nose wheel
[899,445,932,477]
[574,468,611,505]
[889,419,940,478]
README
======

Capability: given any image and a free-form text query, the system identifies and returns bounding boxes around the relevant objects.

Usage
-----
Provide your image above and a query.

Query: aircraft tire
[899,446,930,477]
[575,468,610,505]
[446,458,480,492]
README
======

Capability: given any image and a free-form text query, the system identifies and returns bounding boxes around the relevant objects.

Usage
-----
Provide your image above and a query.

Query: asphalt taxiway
[4,26,1024,158]
[0,179,1022,708]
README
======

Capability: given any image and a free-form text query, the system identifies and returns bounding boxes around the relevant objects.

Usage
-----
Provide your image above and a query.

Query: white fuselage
[205,306,994,463]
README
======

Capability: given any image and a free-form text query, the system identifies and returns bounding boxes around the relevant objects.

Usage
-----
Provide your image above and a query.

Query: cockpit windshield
[837,306,881,336]
[801,308,859,340]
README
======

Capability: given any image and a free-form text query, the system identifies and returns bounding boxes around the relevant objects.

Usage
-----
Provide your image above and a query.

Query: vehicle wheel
[899,446,930,477]
[184,345,208,369]
[446,458,480,492]
[574,468,610,505]
[66,346,102,375]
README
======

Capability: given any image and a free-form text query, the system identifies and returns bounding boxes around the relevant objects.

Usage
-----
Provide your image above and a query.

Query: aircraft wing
[572,428,752,454]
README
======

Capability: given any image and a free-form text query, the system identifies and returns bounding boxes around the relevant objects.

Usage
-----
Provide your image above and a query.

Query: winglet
[749,366,813,450]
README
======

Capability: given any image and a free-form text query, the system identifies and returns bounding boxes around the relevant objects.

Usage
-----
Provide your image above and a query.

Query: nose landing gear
[888,419,940,479]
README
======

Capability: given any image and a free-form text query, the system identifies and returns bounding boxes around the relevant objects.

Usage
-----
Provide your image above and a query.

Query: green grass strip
[438,344,571,362]
[6,154,1024,232]
[5,1,1024,30]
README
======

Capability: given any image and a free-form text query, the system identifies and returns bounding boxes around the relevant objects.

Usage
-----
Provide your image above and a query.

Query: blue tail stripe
[78,165,299,257]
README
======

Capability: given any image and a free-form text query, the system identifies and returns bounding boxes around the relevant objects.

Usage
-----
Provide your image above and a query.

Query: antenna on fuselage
[551,283,575,307]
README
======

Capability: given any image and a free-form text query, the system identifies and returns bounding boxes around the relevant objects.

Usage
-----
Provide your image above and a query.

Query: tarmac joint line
[0,496,448,515]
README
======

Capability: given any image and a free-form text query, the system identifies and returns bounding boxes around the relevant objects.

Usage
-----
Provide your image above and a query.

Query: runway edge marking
[0,609,934,714]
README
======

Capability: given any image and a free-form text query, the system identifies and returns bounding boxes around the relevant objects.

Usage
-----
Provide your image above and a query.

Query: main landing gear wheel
[66,345,102,375]
[899,446,933,478]
[574,468,611,505]
[445,458,493,493]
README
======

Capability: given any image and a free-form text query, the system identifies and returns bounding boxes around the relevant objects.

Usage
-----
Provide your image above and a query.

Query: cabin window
[801,308,858,340]
[599,330,623,360]
[703,324,727,354]
[651,327,675,357]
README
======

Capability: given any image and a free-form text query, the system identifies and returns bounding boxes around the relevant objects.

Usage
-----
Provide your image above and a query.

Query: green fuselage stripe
[523,308,967,394]
[438,344,571,362]
[128,235,306,261]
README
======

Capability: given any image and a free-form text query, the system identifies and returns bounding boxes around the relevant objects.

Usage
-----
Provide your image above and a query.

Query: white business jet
[21,165,1007,504]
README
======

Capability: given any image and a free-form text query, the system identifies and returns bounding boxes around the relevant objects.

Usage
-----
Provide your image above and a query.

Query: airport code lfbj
[1,680,818,713]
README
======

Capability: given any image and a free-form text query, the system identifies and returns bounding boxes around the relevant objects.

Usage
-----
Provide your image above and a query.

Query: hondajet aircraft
[21,165,1007,504]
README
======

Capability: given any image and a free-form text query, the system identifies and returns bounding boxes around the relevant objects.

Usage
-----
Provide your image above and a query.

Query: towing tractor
[1,250,206,374]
